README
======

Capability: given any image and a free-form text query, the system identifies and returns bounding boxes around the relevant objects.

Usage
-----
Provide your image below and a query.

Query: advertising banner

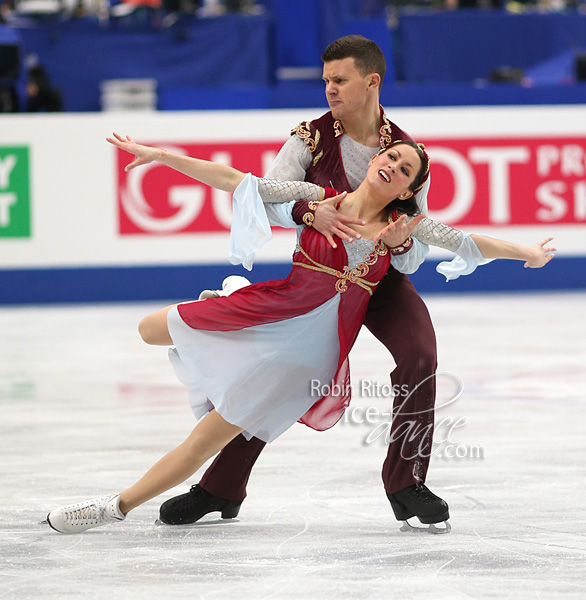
[113,136,586,238]
[0,106,585,302]
[116,142,281,236]
[0,146,30,239]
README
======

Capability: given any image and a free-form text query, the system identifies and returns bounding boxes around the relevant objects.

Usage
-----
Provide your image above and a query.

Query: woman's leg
[119,410,243,514]
[46,410,243,534]
[138,299,200,346]
[138,305,175,346]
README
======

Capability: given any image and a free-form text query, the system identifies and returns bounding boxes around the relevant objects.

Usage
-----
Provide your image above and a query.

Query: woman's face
[367,144,422,200]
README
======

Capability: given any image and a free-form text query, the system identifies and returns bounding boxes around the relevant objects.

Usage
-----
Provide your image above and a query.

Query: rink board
[1,107,585,303]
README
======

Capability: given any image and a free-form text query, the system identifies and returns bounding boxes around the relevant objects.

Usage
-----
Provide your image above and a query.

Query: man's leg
[363,268,449,529]
[199,435,266,502]
[158,433,266,525]
[157,394,266,523]
[364,268,437,493]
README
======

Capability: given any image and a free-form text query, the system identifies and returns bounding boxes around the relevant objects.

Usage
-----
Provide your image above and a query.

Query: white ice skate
[198,275,251,300]
[46,494,125,534]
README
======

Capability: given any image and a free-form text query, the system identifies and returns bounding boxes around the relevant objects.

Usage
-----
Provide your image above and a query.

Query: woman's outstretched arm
[106,132,245,192]
[407,216,556,269]
[470,235,556,268]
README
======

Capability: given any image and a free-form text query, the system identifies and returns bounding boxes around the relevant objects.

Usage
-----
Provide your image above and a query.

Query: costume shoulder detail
[379,108,415,148]
[291,121,320,153]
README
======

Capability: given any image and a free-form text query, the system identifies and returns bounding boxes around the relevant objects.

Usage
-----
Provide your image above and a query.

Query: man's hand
[374,214,426,248]
[313,192,365,248]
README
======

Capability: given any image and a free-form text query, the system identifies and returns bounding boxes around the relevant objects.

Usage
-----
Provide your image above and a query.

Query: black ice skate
[387,482,451,534]
[158,484,242,525]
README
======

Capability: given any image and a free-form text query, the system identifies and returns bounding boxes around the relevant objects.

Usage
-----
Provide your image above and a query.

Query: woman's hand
[106,132,162,172]
[524,237,557,268]
[374,214,425,248]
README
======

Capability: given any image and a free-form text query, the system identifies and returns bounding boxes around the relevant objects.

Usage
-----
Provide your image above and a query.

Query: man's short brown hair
[321,35,386,86]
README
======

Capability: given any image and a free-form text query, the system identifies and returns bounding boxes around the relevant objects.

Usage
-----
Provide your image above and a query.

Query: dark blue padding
[15,14,273,112]
[397,11,586,84]
[0,257,583,305]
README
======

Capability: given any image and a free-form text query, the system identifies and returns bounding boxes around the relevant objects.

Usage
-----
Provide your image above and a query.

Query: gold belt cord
[292,245,378,296]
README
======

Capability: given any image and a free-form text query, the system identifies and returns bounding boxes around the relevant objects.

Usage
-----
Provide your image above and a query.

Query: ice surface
[1,293,585,599]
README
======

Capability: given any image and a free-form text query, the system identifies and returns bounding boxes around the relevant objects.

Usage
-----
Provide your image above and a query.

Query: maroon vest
[291,106,413,193]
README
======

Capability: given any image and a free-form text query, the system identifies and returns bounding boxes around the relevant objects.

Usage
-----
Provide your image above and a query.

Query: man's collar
[333,105,392,148]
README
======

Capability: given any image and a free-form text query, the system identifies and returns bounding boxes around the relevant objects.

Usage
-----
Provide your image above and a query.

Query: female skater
[46,135,555,534]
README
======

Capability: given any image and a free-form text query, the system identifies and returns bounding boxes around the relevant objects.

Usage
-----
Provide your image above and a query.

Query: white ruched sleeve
[229,174,272,271]
[229,175,322,269]
[436,234,494,281]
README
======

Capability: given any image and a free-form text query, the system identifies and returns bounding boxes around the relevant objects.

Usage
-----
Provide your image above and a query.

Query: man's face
[322,57,375,121]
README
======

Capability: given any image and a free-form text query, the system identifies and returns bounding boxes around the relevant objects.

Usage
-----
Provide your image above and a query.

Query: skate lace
[64,501,103,525]
[180,484,205,508]
[410,483,439,505]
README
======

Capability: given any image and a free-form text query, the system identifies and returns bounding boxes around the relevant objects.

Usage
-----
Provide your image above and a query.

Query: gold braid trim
[292,121,318,153]
[389,237,413,255]
[379,113,393,148]
[302,199,320,226]
[292,245,379,296]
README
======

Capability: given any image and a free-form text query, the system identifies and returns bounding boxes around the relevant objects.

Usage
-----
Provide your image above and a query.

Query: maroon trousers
[199,267,437,501]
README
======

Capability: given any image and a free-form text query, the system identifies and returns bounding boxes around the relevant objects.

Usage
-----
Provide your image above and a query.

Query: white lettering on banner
[210,151,233,229]
[209,150,282,228]
[468,146,530,224]
[0,193,17,227]
[575,181,586,220]
[0,155,17,189]
[536,144,586,177]
[122,145,205,233]
[425,147,475,223]
[537,145,559,177]
[536,180,586,222]
[536,181,567,221]
[561,145,585,177]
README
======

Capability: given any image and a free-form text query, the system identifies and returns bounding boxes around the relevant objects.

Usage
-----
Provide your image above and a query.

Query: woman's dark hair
[379,141,429,216]
[321,35,386,88]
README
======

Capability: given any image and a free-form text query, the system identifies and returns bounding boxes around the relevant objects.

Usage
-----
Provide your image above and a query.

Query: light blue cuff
[390,237,429,274]
[229,173,272,271]
[264,200,297,229]
[436,234,494,281]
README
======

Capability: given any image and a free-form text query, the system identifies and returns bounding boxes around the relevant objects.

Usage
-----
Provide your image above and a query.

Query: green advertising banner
[0,147,31,238]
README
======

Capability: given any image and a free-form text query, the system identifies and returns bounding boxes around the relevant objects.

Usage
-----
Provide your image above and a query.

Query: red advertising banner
[116,137,586,235]
[116,141,282,235]
[425,136,586,226]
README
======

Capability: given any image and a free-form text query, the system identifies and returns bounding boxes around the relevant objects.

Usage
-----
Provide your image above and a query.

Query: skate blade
[400,519,451,535]
[154,518,237,528]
